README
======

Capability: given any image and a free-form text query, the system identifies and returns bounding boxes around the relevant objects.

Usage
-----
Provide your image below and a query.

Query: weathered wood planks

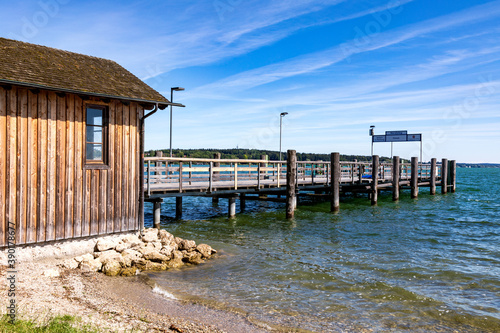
[0,87,142,246]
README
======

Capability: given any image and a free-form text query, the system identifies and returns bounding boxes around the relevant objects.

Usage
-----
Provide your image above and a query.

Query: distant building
[0,38,172,246]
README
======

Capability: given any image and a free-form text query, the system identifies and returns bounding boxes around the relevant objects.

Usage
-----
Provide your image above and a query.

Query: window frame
[84,104,109,167]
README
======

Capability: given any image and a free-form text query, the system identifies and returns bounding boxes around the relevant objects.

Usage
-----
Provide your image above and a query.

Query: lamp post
[369,125,375,156]
[170,87,185,157]
[279,112,288,161]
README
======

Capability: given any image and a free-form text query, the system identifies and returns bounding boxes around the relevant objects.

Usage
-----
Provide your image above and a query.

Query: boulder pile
[66,228,217,276]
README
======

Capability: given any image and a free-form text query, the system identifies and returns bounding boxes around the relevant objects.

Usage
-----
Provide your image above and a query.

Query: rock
[174,237,183,245]
[184,252,204,265]
[133,259,166,271]
[79,258,102,272]
[121,234,142,248]
[102,260,122,276]
[74,253,93,263]
[159,230,175,244]
[172,250,183,260]
[95,239,116,252]
[61,258,79,269]
[167,258,184,268]
[143,251,169,263]
[121,249,143,267]
[42,268,60,277]
[151,241,162,250]
[160,245,175,259]
[115,242,130,253]
[120,267,139,277]
[179,239,196,251]
[95,250,123,266]
[141,228,159,243]
[196,244,215,259]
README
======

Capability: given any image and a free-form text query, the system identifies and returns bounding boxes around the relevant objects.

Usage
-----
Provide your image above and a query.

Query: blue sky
[1,0,500,163]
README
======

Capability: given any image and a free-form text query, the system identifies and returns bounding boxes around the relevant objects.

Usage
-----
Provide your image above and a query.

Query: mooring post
[153,198,163,229]
[411,157,419,199]
[441,158,448,194]
[392,156,400,201]
[358,164,364,184]
[176,197,182,219]
[430,158,437,195]
[286,150,297,219]
[371,155,379,205]
[450,160,456,193]
[228,196,237,218]
[331,152,340,212]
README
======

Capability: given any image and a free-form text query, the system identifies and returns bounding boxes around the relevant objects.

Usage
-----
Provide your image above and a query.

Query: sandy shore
[0,257,279,332]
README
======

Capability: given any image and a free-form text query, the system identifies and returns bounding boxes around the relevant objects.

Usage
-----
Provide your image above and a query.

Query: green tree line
[146,148,395,163]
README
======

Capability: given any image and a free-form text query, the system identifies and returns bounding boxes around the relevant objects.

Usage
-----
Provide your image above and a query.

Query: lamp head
[280,112,288,116]
[171,87,185,91]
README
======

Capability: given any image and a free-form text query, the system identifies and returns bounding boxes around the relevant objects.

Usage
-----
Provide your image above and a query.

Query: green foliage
[0,315,99,333]
[145,148,394,163]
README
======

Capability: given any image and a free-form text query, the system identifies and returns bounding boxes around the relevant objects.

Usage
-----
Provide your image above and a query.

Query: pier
[144,150,456,225]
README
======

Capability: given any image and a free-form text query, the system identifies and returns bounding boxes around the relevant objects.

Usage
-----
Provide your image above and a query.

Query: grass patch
[0,314,99,333]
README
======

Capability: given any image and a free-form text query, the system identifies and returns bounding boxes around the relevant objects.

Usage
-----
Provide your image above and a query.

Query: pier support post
[153,198,163,229]
[441,158,448,194]
[411,157,419,199]
[286,150,297,219]
[392,156,400,201]
[212,196,219,204]
[331,152,340,212]
[228,196,237,218]
[450,160,456,193]
[176,197,182,219]
[430,158,437,195]
[240,194,246,212]
[371,155,379,205]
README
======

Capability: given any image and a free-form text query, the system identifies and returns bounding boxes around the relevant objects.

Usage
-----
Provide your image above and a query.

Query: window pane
[87,108,103,126]
[86,126,102,144]
[86,144,103,161]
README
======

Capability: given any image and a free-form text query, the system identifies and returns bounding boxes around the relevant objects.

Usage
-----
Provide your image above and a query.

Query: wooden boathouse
[0,37,180,247]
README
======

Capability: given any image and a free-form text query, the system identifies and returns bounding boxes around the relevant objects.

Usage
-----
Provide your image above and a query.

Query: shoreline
[0,256,299,332]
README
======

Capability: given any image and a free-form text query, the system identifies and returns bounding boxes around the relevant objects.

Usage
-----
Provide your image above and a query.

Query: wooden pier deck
[143,151,456,224]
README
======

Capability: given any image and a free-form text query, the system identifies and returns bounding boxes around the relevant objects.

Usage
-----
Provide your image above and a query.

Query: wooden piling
[450,160,456,193]
[331,152,340,212]
[286,150,297,219]
[153,198,162,229]
[430,158,436,195]
[214,153,221,182]
[392,156,400,201]
[371,155,379,205]
[176,197,182,219]
[228,196,237,218]
[441,158,448,194]
[240,194,246,212]
[411,157,418,199]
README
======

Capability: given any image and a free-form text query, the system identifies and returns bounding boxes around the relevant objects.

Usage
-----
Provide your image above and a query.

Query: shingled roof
[0,37,170,107]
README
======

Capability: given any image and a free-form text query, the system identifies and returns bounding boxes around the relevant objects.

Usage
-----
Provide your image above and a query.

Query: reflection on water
[146,169,500,332]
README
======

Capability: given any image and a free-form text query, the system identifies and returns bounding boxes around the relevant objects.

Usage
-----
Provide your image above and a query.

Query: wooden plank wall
[0,86,143,246]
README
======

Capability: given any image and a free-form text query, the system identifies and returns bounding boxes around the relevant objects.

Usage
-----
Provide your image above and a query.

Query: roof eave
[0,79,176,110]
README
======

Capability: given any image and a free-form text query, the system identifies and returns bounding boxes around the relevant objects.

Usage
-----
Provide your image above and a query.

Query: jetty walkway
[144,151,456,224]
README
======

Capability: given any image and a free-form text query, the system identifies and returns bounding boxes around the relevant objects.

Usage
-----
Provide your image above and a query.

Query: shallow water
[145,168,500,332]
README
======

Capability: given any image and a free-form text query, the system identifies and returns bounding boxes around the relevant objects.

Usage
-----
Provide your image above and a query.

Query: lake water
[145,168,500,332]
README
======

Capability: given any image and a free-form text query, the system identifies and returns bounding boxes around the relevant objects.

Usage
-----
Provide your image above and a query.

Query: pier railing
[144,157,441,195]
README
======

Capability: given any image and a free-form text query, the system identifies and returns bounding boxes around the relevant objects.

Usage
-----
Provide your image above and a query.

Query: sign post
[371,130,423,161]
